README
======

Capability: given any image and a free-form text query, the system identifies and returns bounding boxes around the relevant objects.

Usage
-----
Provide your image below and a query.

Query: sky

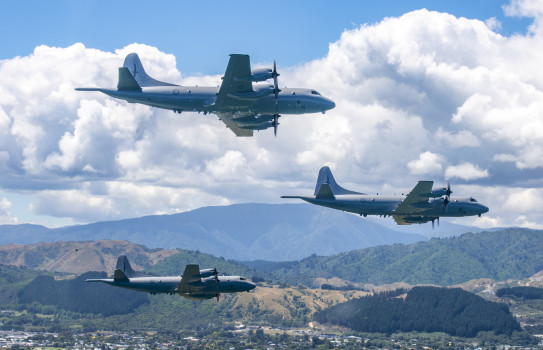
[0,0,542,229]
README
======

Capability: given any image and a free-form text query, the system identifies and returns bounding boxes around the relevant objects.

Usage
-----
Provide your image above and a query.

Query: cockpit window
[470,197,477,202]
[240,277,245,280]
[311,90,321,95]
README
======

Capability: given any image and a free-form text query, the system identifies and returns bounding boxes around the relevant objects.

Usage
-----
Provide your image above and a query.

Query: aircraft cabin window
[291,92,296,95]
[311,90,321,95]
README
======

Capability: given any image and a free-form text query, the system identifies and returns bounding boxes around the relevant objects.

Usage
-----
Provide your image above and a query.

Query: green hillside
[17,272,150,316]
[0,265,352,333]
[263,228,543,286]
[314,287,522,337]
[144,249,257,278]
[0,264,54,306]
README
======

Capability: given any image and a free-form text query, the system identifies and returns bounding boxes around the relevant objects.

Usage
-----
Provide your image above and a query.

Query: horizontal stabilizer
[85,278,110,283]
[75,88,103,92]
[117,67,142,91]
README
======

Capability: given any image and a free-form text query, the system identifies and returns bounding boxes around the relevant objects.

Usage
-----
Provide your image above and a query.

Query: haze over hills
[1,228,541,290]
[0,203,487,261]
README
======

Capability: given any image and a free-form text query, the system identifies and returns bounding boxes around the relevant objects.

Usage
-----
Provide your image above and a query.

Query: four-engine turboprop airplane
[86,255,255,301]
[76,53,335,136]
[282,166,489,227]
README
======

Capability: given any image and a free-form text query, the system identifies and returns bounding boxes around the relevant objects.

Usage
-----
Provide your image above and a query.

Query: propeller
[445,181,452,197]
[442,181,451,213]
[213,267,220,302]
[272,60,281,137]
[272,60,280,99]
[432,217,440,229]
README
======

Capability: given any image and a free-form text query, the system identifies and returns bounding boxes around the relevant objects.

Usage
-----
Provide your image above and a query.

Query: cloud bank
[0,0,542,228]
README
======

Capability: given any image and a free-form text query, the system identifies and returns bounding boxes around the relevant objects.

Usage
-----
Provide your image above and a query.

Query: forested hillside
[260,228,543,286]
[496,286,543,299]
[314,287,522,337]
[17,272,149,316]
[0,264,53,306]
[145,249,257,278]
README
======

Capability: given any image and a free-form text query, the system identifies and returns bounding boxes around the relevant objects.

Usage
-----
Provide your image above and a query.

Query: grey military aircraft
[76,53,335,136]
[86,255,255,301]
[282,166,489,227]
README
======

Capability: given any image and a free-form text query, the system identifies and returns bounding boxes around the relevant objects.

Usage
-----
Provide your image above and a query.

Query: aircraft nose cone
[326,99,336,110]
[249,282,256,290]
[481,205,489,214]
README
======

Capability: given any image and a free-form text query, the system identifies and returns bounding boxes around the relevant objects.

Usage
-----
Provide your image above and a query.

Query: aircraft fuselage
[95,275,255,298]
[95,86,334,115]
[296,194,489,218]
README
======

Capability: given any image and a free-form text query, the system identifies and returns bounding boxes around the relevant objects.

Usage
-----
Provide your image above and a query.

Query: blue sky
[2,0,532,74]
[0,0,542,229]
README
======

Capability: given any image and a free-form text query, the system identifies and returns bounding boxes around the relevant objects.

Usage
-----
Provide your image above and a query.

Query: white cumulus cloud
[407,151,443,175]
[445,162,489,180]
[0,0,542,228]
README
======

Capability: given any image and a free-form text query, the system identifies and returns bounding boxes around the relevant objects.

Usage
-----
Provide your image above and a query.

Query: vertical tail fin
[122,53,177,87]
[314,166,364,196]
[114,255,148,280]
[117,67,141,91]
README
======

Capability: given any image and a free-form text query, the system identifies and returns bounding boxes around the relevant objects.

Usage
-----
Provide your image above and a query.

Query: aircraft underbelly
[252,96,324,115]
[108,280,178,294]
[105,90,213,111]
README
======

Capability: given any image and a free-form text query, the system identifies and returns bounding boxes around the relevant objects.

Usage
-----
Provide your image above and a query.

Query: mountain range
[0,203,484,261]
[0,227,541,290]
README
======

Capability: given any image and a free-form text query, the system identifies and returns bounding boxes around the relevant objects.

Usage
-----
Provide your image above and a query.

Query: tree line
[314,286,522,337]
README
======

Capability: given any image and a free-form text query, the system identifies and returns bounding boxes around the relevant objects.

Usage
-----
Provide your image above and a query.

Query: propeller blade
[272,60,280,100]
[446,181,452,198]
[273,114,279,137]
[442,195,450,213]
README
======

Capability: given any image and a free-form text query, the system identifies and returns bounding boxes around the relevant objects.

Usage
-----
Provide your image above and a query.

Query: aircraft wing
[394,181,434,214]
[180,264,202,285]
[214,54,254,109]
[215,111,253,137]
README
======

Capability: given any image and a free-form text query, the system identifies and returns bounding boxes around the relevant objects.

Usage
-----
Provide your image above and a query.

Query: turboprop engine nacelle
[196,268,217,278]
[248,68,273,82]
[235,68,273,82]
[233,114,275,124]
[402,216,435,224]
[239,120,274,131]
[428,187,452,198]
